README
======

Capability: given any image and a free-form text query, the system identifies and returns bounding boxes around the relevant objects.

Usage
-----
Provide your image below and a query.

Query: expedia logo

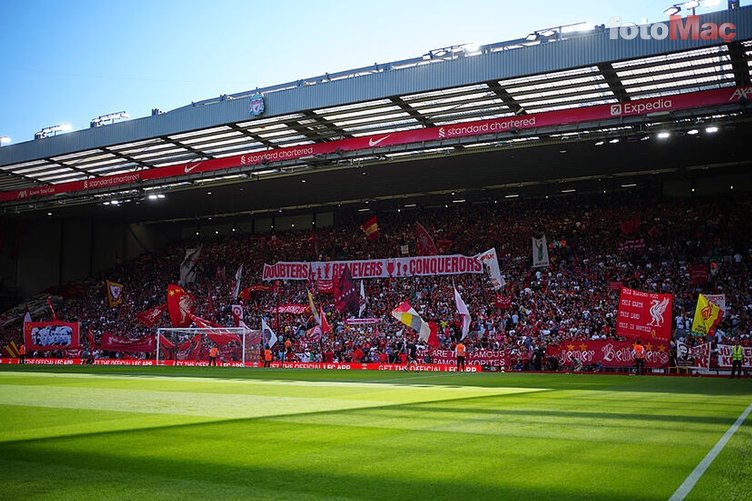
[730,87,752,101]
[610,104,623,116]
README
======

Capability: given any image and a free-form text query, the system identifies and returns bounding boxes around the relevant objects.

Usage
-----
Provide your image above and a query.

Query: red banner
[547,339,670,369]
[100,333,155,353]
[23,321,80,351]
[689,264,709,285]
[415,223,438,256]
[3,86,749,203]
[616,287,673,342]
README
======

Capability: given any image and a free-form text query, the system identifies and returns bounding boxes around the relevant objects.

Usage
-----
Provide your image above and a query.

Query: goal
[156,327,261,365]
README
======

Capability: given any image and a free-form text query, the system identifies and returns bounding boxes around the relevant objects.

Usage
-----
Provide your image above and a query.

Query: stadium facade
[0,5,751,301]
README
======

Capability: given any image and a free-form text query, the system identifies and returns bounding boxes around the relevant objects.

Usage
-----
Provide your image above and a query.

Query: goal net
[156,327,261,365]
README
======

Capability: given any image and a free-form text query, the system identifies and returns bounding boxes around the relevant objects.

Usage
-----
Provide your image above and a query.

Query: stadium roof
[1,7,751,221]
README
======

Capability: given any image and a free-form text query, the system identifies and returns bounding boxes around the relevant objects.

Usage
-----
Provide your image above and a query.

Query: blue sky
[0,0,746,146]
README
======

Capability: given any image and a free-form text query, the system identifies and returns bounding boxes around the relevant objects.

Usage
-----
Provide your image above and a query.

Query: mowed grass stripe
[1,368,750,500]
[0,372,542,442]
[0,393,735,501]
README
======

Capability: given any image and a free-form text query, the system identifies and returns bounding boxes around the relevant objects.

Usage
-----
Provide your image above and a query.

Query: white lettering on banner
[442,117,536,138]
[611,99,673,117]
[262,255,484,281]
[240,146,315,166]
[609,16,736,43]
[730,87,752,101]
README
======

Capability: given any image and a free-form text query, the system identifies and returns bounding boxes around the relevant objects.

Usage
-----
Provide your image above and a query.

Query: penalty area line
[668,400,752,501]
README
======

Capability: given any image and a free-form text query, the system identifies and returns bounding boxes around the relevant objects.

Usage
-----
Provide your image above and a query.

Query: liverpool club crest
[249,93,265,116]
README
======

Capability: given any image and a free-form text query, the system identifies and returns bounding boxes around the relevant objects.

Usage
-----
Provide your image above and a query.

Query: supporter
[0,192,749,370]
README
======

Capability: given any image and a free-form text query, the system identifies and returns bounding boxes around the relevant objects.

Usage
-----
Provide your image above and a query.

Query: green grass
[1,366,750,500]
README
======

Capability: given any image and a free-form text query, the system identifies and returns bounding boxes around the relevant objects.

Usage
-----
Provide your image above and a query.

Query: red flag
[47,296,58,321]
[206,287,217,317]
[87,329,97,349]
[620,215,641,236]
[320,307,332,334]
[239,287,252,302]
[231,305,244,327]
[137,304,167,328]
[166,284,196,328]
[334,265,359,315]
[608,281,623,291]
[360,216,379,240]
[616,287,673,342]
[495,293,512,310]
[188,313,222,329]
[427,321,440,348]
[415,222,438,256]
[689,264,709,286]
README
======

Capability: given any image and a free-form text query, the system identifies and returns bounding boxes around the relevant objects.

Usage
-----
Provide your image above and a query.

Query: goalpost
[155,327,260,365]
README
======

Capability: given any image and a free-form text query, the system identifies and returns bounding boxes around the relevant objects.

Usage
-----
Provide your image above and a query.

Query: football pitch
[1,366,750,500]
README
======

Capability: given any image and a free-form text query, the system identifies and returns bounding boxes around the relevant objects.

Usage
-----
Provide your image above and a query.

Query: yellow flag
[691,294,723,336]
[106,280,124,308]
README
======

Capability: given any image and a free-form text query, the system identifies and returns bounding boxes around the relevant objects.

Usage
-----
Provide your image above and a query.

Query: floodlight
[35,123,73,139]
[687,129,699,135]
[705,126,719,133]
[657,131,671,139]
[664,5,682,15]
[90,111,130,127]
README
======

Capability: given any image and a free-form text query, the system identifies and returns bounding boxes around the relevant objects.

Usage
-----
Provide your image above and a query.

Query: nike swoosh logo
[184,162,202,173]
[368,135,391,147]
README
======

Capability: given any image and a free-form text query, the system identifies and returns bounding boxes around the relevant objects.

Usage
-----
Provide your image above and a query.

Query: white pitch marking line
[668,400,752,501]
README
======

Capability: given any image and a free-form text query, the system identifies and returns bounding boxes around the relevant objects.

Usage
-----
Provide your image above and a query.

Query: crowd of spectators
[2,191,751,367]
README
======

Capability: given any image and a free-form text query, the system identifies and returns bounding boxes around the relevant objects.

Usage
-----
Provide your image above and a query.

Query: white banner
[262,254,484,281]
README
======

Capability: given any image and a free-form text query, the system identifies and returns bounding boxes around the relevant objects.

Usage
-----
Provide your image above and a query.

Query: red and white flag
[231,264,243,300]
[454,287,471,340]
[358,281,367,318]
[616,287,673,342]
[137,303,167,328]
[166,284,196,328]
[475,248,505,290]
[231,304,244,327]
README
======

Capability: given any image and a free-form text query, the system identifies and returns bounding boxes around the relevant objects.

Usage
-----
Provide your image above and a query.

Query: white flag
[359,281,367,318]
[454,287,471,340]
[179,245,202,286]
[475,248,505,290]
[532,236,550,268]
[232,264,243,300]
[261,317,278,349]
